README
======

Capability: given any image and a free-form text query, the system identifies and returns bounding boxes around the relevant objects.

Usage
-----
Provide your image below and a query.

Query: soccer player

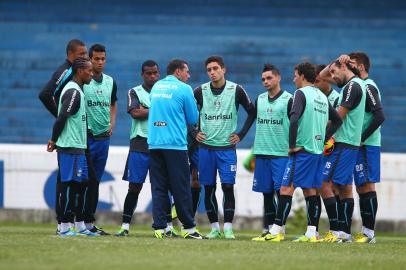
[82,44,117,235]
[249,64,293,241]
[346,52,385,243]
[148,59,203,239]
[115,60,162,237]
[46,57,97,237]
[38,39,87,233]
[194,55,255,239]
[319,57,367,242]
[266,62,342,242]
[314,64,342,241]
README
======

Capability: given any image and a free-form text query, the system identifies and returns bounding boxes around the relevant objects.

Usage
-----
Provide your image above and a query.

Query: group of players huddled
[39,39,384,243]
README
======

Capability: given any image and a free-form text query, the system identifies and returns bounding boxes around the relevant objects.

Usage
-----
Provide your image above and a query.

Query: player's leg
[116,151,148,236]
[199,147,220,238]
[217,149,237,239]
[55,168,62,234]
[190,149,201,216]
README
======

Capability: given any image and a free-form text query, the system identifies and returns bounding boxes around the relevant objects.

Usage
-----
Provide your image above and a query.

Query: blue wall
[0,0,405,151]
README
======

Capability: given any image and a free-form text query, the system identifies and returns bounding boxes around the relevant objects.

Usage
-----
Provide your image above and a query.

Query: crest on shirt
[214,101,221,108]
[96,89,103,95]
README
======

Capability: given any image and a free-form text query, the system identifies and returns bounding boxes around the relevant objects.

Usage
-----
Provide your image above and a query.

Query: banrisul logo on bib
[204,113,232,121]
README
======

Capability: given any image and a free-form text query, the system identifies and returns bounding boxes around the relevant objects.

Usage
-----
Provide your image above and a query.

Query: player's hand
[288,147,303,156]
[108,126,113,136]
[338,54,350,64]
[229,133,240,145]
[195,132,206,142]
[47,140,56,152]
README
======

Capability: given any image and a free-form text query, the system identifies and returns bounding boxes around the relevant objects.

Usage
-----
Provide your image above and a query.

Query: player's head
[294,62,316,88]
[348,51,370,75]
[314,64,331,92]
[262,64,281,91]
[66,39,87,63]
[72,57,93,85]
[329,59,360,88]
[89,44,106,74]
[205,55,226,83]
[141,60,160,87]
[167,59,190,83]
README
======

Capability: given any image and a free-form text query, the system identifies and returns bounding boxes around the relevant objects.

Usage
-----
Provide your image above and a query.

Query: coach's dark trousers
[150,149,196,230]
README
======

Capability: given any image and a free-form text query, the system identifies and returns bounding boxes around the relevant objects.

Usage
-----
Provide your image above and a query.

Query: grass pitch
[1,222,406,270]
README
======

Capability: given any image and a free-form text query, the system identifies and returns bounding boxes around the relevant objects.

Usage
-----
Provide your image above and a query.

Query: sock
[363,227,375,239]
[75,221,87,232]
[338,198,354,234]
[275,195,292,226]
[222,184,235,223]
[305,225,317,238]
[359,191,378,231]
[263,191,276,230]
[57,223,61,231]
[60,222,71,233]
[183,227,196,234]
[282,225,286,234]
[122,190,140,224]
[224,222,232,231]
[121,223,130,231]
[85,223,93,230]
[270,224,282,236]
[204,185,219,223]
[323,197,339,231]
[305,195,319,227]
[191,187,201,215]
[315,195,322,232]
[211,222,220,231]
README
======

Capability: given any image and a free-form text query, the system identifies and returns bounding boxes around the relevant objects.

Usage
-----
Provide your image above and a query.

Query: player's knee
[128,183,143,194]
[280,185,293,196]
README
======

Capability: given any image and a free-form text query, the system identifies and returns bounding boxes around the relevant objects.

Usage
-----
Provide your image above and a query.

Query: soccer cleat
[354,232,376,243]
[165,227,180,238]
[154,230,165,239]
[90,226,110,235]
[182,231,205,240]
[77,229,99,236]
[171,204,178,220]
[115,228,129,237]
[59,228,77,237]
[292,235,318,243]
[252,231,270,241]
[224,228,235,239]
[264,233,284,242]
[206,228,223,239]
[320,231,340,243]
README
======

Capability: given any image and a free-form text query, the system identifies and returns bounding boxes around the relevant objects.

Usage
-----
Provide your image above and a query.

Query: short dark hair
[294,62,317,83]
[167,59,188,75]
[314,64,327,75]
[205,55,225,68]
[72,57,90,75]
[142,60,159,73]
[89,44,106,58]
[348,51,370,73]
[333,59,361,77]
[66,39,85,55]
[262,64,280,75]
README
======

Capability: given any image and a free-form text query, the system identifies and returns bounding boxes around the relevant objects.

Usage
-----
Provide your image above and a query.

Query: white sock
[183,227,196,234]
[75,221,87,232]
[57,223,61,231]
[363,228,375,239]
[268,225,272,232]
[270,224,282,236]
[331,230,340,237]
[85,223,93,230]
[305,226,317,238]
[224,222,232,231]
[167,222,173,229]
[341,232,351,240]
[361,226,365,234]
[122,223,130,231]
[263,228,269,233]
[60,223,71,233]
[282,225,286,235]
[211,222,220,231]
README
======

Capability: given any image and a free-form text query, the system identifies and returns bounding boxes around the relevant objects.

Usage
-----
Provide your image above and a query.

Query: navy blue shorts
[253,157,288,193]
[198,147,237,185]
[354,145,381,186]
[281,152,323,189]
[122,151,150,183]
[88,137,110,181]
[57,152,88,182]
[322,146,359,185]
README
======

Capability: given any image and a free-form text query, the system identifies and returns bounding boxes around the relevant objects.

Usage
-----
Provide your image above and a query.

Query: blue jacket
[148,75,198,150]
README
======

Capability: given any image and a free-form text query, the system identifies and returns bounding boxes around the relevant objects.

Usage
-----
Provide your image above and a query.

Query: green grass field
[1,223,406,270]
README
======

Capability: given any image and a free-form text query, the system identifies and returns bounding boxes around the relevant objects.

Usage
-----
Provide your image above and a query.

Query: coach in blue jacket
[148,59,203,239]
